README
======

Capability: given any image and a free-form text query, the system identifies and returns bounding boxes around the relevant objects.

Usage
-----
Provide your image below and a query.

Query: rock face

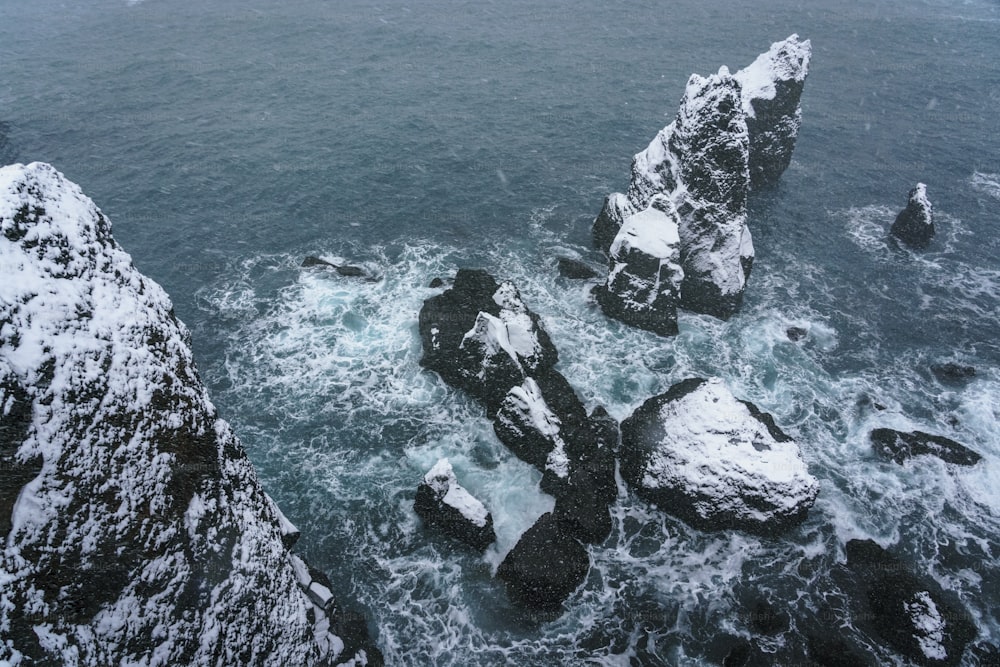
[844,540,976,666]
[734,34,812,188]
[0,163,379,666]
[619,378,819,533]
[870,428,981,466]
[594,195,684,336]
[414,459,496,552]
[593,36,811,324]
[495,513,590,613]
[890,183,935,248]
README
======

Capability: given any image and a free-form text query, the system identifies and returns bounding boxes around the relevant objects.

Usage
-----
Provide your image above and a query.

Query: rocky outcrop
[844,539,976,666]
[870,428,981,466]
[419,270,619,610]
[594,195,684,335]
[414,459,496,552]
[495,512,590,613]
[556,257,599,280]
[734,34,812,188]
[619,378,819,533]
[890,183,935,248]
[930,362,976,385]
[592,35,811,325]
[0,162,379,666]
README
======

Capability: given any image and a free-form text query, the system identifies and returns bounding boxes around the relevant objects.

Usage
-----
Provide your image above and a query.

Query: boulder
[556,257,599,280]
[301,255,367,277]
[890,183,935,249]
[786,326,807,342]
[620,377,819,533]
[418,269,558,412]
[594,195,684,336]
[496,512,590,612]
[734,34,812,188]
[844,539,976,666]
[870,428,981,466]
[414,459,496,552]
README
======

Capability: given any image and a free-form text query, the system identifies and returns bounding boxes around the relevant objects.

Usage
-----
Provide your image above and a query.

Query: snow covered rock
[414,459,496,552]
[619,378,819,533]
[594,194,684,336]
[419,269,558,413]
[870,428,981,466]
[496,512,590,613]
[0,162,378,666]
[891,183,935,248]
[593,67,753,319]
[844,539,976,666]
[734,34,812,188]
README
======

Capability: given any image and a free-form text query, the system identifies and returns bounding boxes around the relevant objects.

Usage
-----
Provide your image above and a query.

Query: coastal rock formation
[844,539,976,666]
[594,195,684,336]
[734,34,812,188]
[890,183,935,248]
[414,459,496,551]
[870,428,981,466]
[593,35,812,324]
[0,162,379,666]
[930,362,976,385]
[619,378,819,533]
[556,257,599,280]
[495,512,590,613]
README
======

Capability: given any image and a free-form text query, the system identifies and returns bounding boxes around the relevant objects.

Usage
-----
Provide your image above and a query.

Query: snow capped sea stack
[890,183,935,248]
[0,163,379,666]
[619,378,819,534]
[735,34,812,188]
[414,459,496,551]
[593,35,811,327]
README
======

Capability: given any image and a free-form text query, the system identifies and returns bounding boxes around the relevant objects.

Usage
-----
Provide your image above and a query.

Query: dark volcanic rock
[734,35,812,188]
[302,255,367,277]
[890,183,935,249]
[556,257,599,280]
[786,326,807,342]
[496,512,590,612]
[414,459,496,552]
[418,269,558,413]
[870,428,981,466]
[0,162,376,665]
[594,195,684,336]
[930,363,976,385]
[845,539,976,666]
[620,377,818,533]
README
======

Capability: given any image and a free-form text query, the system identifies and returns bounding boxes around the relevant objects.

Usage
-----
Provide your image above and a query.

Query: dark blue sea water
[3,0,1000,664]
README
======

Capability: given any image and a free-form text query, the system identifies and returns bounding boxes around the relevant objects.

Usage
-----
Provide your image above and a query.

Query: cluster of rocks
[415,269,820,612]
[593,35,811,333]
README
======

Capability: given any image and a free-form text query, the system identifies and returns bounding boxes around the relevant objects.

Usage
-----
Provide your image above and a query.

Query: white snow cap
[909,182,933,223]
[611,198,681,261]
[500,378,570,478]
[643,378,819,523]
[461,281,544,371]
[424,458,490,527]
[735,34,812,116]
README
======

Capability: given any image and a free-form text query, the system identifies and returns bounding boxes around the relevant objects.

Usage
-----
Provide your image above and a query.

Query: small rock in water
[930,362,976,384]
[428,277,445,288]
[786,326,807,342]
[870,428,981,466]
[890,183,935,249]
[301,255,334,268]
[556,257,599,280]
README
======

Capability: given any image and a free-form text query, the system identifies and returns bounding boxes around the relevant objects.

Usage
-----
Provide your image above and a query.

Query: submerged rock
[594,195,684,336]
[786,326,808,342]
[556,256,599,279]
[890,183,935,248]
[301,255,367,277]
[844,539,976,666]
[414,459,496,551]
[620,377,819,533]
[870,428,981,466]
[0,162,378,666]
[734,34,812,188]
[496,512,590,612]
[930,362,976,385]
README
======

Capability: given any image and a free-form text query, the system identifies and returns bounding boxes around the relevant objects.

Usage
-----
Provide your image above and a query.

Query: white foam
[970,171,1000,200]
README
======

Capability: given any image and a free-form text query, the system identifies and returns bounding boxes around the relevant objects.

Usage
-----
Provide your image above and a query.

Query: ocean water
[2,0,1000,664]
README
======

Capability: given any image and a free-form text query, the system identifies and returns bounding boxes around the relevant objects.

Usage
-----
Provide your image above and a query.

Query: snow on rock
[414,458,496,552]
[890,183,935,249]
[0,162,378,666]
[844,539,976,666]
[734,34,811,187]
[619,377,819,533]
[594,194,684,336]
[419,269,558,412]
